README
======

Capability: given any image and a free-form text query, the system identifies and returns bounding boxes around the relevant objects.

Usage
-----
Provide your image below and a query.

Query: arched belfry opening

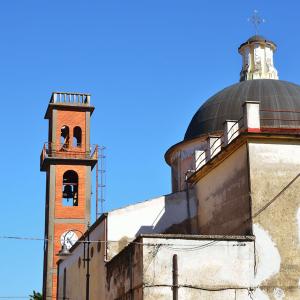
[60,125,70,150]
[62,170,78,206]
[73,126,82,147]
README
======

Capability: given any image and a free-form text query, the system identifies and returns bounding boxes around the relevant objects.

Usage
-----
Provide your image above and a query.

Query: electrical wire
[0,172,297,250]
[0,297,67,299]
[0,235,247,249]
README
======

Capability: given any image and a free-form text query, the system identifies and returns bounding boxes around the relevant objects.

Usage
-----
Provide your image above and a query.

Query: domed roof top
[184,79,300,140]
[247,35,267,42]
[238,35,277,51]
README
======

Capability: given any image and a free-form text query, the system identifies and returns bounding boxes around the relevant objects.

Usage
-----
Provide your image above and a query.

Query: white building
[57,35,300,300]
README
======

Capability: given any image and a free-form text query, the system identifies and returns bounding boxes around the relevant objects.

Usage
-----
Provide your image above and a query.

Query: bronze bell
[73,193,78,206]
[62,185,73,199]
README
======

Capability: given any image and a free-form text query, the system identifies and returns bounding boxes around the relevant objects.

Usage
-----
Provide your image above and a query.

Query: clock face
[60,231,79,250]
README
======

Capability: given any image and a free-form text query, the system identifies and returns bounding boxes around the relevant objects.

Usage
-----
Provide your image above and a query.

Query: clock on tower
[40,92,98,299]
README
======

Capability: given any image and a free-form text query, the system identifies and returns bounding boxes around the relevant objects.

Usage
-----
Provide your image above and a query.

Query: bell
[73,192,78,206]
[62,185,73,199]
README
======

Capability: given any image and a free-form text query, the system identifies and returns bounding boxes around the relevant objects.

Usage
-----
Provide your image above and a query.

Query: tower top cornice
[44,91,95,119]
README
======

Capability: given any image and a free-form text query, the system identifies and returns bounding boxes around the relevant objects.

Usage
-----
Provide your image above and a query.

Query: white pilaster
[206,136,222,160]
[195,150,206,171]
[224,120,239,146]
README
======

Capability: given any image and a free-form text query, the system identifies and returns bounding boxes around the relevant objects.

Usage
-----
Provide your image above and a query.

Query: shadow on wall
[135,188,198,236]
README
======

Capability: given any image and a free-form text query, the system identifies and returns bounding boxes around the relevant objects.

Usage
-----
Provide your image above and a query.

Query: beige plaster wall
[142,237,255,300]
[105,242,143,300]
[248,140,300,299]
[107,190,198,260]
[195,144,251,235]
[169,138,207,192]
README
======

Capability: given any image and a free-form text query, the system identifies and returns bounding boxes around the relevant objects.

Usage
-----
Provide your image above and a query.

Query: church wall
[168,137,207,192]
[106,190,198,260]
[144,287,260,299]
[248,140,300,299]
[105,241,143,300]
[57,219,106,300]
[195,143,251,235]
[57,189,198,299]
[142,236,255,300]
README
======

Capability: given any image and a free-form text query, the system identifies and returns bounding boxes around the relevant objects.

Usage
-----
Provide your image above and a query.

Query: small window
[90,246,94,258]
[97,241,101,253]
[73,126,82,147]
[60,125,69,150]
[62,170,78,206]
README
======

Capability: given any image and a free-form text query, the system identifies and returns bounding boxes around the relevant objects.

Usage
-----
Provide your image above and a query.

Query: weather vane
[248,10,265,35]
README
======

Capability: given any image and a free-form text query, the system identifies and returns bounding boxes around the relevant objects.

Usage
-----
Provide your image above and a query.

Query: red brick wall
[52,274,57,300]
[56,110,86,150]
[53,223,86,266]
[52,223,86,299]
[47,109,90,299]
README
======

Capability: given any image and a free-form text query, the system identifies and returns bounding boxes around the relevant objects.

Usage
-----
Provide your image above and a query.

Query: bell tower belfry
[41,92,98,299]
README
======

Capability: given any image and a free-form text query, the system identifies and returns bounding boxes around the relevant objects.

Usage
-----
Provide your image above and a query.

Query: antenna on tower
[248,10,266,35]
[96,146,106,219]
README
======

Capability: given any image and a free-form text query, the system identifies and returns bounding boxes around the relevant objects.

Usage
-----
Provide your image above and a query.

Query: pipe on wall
[172,254,178,300]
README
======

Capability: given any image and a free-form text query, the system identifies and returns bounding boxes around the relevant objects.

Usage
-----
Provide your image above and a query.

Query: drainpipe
[104,215,108,261]
[129,250,133,300]
[172,254,178,300]
[185,171,194,233]
[85,231,90,300]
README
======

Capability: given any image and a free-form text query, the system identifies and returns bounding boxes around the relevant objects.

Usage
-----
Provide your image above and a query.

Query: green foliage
[29,290,42,300]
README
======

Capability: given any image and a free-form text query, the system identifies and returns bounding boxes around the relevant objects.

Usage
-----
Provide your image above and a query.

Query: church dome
[247,35,267,42]
[238,35,277,52]
[184,79,300,140]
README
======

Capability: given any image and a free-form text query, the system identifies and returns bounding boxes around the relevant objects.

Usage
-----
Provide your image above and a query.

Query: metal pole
[63,268,66,300]
[185,177,192,233]
[85,232,90,300]
[95,146,106,219]
[96,160,99,220]
[100,146,106,213]
[172,254,178,300]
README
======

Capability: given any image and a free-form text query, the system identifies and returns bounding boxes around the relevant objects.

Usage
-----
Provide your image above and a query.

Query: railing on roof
[50,92,91,105]
[260,108,300,132]
[194,117,244,171]
[40,143,98,165]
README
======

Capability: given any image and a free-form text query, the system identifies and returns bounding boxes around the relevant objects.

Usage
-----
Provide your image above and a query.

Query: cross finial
[248,10,265,35]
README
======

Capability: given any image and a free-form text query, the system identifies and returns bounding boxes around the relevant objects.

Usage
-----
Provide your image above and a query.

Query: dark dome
[247,35,267,42]
[184,79,300,140]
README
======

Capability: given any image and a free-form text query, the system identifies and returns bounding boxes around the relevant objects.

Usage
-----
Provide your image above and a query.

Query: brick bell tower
[40,92,98,299]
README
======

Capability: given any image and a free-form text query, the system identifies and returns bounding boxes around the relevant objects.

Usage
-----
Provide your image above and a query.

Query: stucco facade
[190,135,300,299]
[249,140,300,298]
[107,235,255,300]
[195,143,251,235]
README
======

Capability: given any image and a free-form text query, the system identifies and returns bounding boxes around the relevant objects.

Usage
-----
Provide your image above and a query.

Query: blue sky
[0,0,299,297]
